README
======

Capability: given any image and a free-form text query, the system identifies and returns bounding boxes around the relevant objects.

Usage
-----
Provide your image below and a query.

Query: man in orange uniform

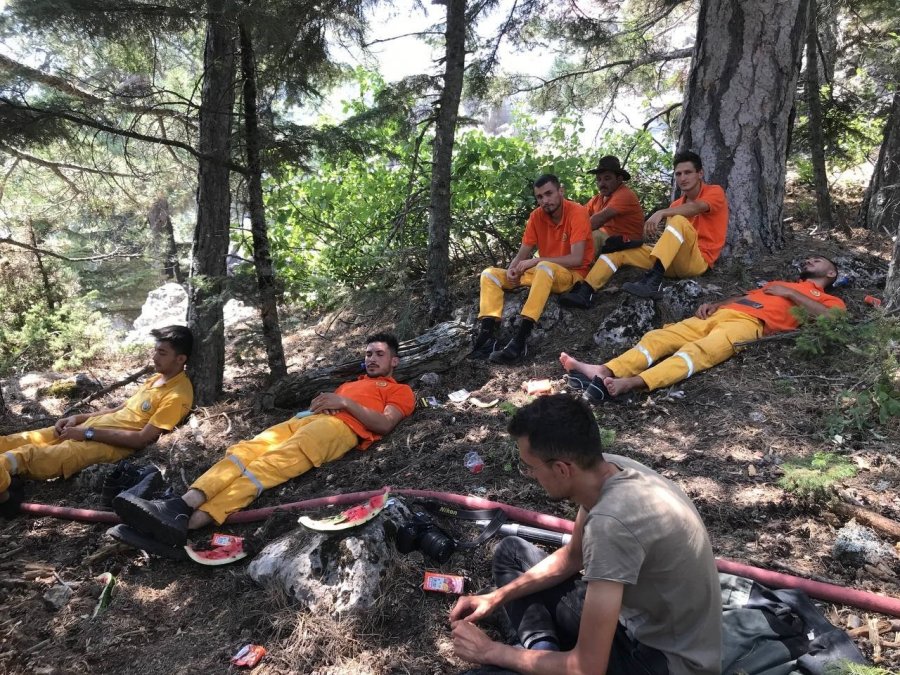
[560,156,645,308]
[560,256,845,401]
[563,150,728,307]
[0,326,194,517]
[473,174,594,364]
[112,333,415,552]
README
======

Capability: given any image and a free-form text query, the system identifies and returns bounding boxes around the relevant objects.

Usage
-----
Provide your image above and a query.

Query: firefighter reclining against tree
[0,325,194,518]
[110,332,415,558]
[560,256,846,403]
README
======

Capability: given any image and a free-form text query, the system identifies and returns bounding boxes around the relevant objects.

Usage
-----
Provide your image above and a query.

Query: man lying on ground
[450,394,722,675]
[560,256,845,402]
[0,325,194,517]
[472,174,594,364]
[559,150,728,308]
[111,332,415,555]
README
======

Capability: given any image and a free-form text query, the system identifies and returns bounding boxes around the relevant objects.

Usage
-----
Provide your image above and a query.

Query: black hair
[507,394,604,469]
[673,150,703,171]
[822,256,840,289]
[533,174,561,189]
[150,325,193,360]
[366,332,400,356]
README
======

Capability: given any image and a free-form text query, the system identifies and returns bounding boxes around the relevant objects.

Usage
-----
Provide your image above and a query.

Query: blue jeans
[492,536,669,675]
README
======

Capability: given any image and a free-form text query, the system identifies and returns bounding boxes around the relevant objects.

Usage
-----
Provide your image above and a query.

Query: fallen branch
[0,236,142,262]
[63,365,152,415]
[834,502,900,541]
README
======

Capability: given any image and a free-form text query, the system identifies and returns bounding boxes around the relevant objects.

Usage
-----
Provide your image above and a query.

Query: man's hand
[57,425,87,442]
[449,593,496,624]
[451,620,498,665]
[643,210,666,239]
[54,416,78,436]
[508,258,535,282]
[310,392,347,415]
[695,302,719,319]
[763,283,797,299]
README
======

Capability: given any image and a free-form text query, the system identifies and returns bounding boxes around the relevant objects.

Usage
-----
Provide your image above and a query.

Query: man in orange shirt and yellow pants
[560,256,845,402]
[111,332,415,556]
[0,325,194,517]
[562,150,729,308]
[473,174,594,364]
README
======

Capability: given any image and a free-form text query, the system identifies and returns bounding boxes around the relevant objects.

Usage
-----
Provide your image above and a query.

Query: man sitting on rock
[472,174,593,364]
[0,325,194,517]
[560,256,845,402]
[111,332,415,555]
[450,394,722,674]
[559,150,728,308]
[580,155,644,258]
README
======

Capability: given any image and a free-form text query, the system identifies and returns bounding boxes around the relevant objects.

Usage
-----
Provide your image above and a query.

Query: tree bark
[261,320,471,410]
[859,91,900,235]
[804,2,835,231]
[148,197,182,282]
[28,220,56,311]
[425,0,467,324]
[187,0,236,406]
[678,0,810,256]
[238,21,287,381]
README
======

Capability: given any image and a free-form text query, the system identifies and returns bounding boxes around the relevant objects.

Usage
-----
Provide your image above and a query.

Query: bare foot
[559,352,613,380]
[188,510,214,530]
[603,376,647,397]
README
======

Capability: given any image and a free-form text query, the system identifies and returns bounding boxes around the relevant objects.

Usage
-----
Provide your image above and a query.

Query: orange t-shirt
[723,280,846,335]
[333,375,415,450]
[522,199,594,277]
[584,184,644,240]
[670,183,728,266]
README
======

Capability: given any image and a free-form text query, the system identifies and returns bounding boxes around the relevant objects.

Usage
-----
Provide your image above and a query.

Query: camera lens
[419,529,456,564]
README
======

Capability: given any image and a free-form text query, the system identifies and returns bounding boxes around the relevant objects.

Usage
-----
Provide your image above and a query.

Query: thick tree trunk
[148,197,182,282]
[187,0,236,405]
[678,0,810,256]
[805,3,835,231]
[239,22,287,381]
[261,320,470,410]
[884,219,900,311]
[859,91,900,235]
[425,0,467,324]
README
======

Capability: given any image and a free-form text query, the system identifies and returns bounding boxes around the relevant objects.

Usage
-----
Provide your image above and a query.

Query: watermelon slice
[298,490,391,532]
[184,533,248,566]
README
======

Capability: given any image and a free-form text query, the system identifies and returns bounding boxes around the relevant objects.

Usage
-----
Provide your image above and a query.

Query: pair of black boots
[559,264,666,309]
[471,318,533,364]
[105,462,193,560]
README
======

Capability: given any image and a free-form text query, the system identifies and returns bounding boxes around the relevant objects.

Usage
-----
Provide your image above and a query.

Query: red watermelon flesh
[185,533,248,565]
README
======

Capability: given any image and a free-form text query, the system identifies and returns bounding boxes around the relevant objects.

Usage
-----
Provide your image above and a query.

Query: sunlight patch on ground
[730,484,785,508]
[678,476,724,501]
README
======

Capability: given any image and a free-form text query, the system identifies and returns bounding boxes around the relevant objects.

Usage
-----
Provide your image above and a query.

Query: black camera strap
[422,502,507,549]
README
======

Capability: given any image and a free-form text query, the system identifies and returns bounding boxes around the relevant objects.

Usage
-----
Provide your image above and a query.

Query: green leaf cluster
[777,451,858,500]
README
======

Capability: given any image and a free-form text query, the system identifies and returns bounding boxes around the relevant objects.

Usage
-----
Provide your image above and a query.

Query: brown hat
[586,155,631,181]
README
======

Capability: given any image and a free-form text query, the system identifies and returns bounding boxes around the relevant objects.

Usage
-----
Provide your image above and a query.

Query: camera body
[395,506,456,564]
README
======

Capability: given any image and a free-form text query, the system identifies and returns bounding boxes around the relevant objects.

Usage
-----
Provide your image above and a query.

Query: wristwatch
[84,428,95,440]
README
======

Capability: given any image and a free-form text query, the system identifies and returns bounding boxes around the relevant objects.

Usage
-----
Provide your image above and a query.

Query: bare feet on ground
[603,375,647,397]
[559,352,613,380]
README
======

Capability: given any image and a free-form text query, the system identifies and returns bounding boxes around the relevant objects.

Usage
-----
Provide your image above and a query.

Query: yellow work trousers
[0,426,133,493]
[584,215,708,290]
[604,309,764,391]
[479,262,581,323]
[192,414,359,524]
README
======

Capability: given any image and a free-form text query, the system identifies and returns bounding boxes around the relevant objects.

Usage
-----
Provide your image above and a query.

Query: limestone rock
[418,372,441,388]
[832,520,896,568]
[593,296,655,349]
[126,282,188,343]
[43,583,73,611]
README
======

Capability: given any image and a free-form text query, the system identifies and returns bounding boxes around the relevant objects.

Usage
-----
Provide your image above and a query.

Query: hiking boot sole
[113,493,189,547]
[108,524,187,561]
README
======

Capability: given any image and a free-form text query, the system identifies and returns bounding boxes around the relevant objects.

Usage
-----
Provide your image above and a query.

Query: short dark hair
[366,332,400,356]
[533,174,561,189]
[673,150,702,171]
[507,394,604,469]
[822,256,839,289]
[150,325,193,359]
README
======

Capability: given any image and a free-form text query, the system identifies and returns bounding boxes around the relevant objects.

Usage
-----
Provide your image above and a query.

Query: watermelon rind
[298,490,390,532]
[184,544,248,566]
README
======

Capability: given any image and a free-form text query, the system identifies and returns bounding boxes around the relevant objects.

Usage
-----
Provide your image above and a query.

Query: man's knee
[492,536,541,582]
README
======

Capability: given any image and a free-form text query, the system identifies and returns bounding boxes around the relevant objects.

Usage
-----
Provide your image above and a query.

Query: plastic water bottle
[464,451,485,474]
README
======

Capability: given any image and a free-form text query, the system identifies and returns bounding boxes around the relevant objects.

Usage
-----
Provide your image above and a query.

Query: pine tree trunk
[805,2,835,231]
[425,0,466,324]
[187,0,236,405]
[678,0,810,257]
[239,22,287,381]
[148,197,182,282]
[858,91,900,234]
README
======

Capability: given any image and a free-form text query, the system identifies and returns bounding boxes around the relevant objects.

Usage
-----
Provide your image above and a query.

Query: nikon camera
[394,505,457,564]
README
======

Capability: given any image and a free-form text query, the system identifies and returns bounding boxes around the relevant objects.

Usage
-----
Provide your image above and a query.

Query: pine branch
[0,237,142,262]
[0,142,134,178]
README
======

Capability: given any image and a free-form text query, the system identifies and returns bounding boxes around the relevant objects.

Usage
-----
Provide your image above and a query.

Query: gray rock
[660,279,704,321]
[43,583,73,611]
[832,521,896,568]
[126,282,188,343]
[593,296,655,349]
[419,372,441,387]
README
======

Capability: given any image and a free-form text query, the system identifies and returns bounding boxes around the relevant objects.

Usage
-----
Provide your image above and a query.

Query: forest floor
[2,199,900,674]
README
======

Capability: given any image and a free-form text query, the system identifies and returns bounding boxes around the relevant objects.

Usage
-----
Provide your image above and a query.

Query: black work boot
[108,524,188,561]
[113,495,193,546]
[470,318,499,360]
[103,462,163,506]
[489,319,533,365]
[558,281,594,309]
[622,263,665,299]
[0,477,25,519]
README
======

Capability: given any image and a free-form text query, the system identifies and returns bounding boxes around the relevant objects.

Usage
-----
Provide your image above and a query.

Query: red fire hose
[17,487,900,617]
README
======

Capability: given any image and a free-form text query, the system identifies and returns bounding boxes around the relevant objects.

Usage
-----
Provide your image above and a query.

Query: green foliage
[824,661,892,675]
[793,308,856,358]
[777,451,857,499]
[498,401,518,417]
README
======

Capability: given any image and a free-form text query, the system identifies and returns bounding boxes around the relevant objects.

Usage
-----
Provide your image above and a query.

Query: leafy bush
[778,451,857,499]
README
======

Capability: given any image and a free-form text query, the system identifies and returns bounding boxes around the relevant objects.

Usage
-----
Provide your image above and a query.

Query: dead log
[834,502,900,541]
[259,320,471,410]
